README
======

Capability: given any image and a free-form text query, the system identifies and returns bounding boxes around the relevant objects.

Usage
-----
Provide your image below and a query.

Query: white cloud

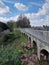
[29,2,42,7]
[14,2,28,11]
[0,1,10,15]
[9,15,19,21]
[0,15,19,23]
[12,0,49,26]
[1,0,14,4]
[37,1,49,15]
[24,0,49,26]
[0,17,9,22]
[0,0,49,26]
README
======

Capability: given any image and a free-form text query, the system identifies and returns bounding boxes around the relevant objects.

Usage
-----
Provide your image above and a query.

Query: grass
[0,30,39,65]
[21,34,27,43]
[0,30,27,65]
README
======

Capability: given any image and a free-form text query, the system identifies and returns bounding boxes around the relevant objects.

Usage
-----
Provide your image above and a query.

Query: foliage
[38,59,42,65]
[0,22,9,32]
[22,62,28,65]
[20,34,27,43]
[7,21,16,31]
[4,33,16,42]
[0,30,21,45]
[0,30,27,65]
[0,44,21,65]
[16,15,31,28]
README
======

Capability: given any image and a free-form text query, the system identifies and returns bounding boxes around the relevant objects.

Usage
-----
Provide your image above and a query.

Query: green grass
[21,34,27,43]
[0,30,27,65]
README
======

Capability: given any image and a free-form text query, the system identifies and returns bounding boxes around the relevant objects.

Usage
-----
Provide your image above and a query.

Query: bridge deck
[19,28,49,45]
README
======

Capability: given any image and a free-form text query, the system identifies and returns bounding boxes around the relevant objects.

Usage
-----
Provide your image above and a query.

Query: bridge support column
[27,37,29,45]
[27,36,29,43]
[31,37,33,48]
[37,47,40,60]
[37,40,40,60]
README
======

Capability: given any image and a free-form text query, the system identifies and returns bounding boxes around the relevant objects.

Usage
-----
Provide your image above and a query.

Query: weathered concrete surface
[18,28,49,60]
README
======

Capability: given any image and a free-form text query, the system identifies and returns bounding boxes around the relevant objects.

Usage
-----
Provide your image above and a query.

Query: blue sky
[0,0,49,26]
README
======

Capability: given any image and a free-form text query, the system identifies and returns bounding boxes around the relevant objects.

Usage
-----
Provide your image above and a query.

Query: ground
[0,30,49,65]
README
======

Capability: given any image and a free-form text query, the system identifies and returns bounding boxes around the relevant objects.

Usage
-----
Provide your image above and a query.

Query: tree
[43,25,49,31]
[16,15,31,28]
[7,20,16,31]
[0,22,9,32]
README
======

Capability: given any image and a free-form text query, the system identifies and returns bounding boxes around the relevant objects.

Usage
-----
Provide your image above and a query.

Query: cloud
[0,0,49,26]
[0,1,10,15]
[24,0,49,26]
[14,2,28,11]
[0,15,19,23]
[37,0,49,15]
[0,17,9,22]
[29,2,42,7]
[1,0,14,4]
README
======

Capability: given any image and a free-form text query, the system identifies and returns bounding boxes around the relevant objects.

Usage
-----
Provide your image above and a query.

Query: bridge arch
[33,40,37,55]
[28,37,31,47]
[22,33,26,35]
[40,49,49,61]
[29,37,31,42]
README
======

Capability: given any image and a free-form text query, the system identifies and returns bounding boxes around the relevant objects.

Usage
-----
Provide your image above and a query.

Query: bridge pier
[37,40,41,60]
[37,47,40,60]
[20,28,49,62]
[31,38,33,48]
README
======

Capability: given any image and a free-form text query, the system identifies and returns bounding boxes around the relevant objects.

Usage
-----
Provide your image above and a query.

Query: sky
[0,0,49,26]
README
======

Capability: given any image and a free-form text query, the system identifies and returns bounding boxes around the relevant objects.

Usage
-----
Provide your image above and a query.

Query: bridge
[19,28,49,61]
[0,22,49,61]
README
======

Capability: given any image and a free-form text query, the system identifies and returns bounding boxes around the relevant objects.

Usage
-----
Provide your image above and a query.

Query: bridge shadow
[33,40,37,55]
[40,49,49,65]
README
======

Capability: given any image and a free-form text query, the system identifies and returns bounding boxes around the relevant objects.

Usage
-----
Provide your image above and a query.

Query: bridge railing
[19,28,49,44]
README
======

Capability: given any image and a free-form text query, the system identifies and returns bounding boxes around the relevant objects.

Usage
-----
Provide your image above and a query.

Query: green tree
[7,20,16,31]
[16,15,31,28]
[0,22,9,32]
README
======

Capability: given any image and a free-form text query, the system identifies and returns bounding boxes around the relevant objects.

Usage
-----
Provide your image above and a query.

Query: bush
[0,44,22,65]
[0,30,24,45]
[3,33,16,42]
[0,30,27,65]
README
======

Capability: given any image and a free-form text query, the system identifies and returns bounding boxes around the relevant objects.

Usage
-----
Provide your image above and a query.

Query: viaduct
[19,28,49,61]
[0,22,49,61]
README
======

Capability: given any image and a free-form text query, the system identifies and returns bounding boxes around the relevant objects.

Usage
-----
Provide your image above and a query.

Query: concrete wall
[19,28,49,60]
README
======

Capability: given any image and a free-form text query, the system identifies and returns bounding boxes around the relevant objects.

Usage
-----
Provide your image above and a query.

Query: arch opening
[28,37,31,47]
[40,49,49,61]
[23,33,25,35]
[29,37,31,42]
[33,40,37,55]
[40,49,49,65]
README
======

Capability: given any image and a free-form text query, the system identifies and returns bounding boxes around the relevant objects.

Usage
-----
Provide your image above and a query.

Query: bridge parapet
[19,28,49,45]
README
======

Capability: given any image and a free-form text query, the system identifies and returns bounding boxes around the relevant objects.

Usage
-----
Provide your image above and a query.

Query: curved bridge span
[18,28,49,61]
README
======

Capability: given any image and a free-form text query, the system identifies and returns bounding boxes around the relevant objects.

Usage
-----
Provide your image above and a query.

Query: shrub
[0,44,22,65]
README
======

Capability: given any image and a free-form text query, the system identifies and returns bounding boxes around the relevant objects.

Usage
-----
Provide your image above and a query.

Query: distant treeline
[7,15,31,31]
[32,25,49,31]
[0,15,49,32]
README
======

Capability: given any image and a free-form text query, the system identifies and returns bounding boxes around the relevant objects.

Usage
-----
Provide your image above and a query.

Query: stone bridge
[19,28,49,61]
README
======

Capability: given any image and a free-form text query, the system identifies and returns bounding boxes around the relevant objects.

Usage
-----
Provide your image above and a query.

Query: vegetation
[7,15,31,31]
[0,30,27,65]
[0,22,9,32]
[0,29,43,65]
[16,15,31,28]
[7,21,16,31]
